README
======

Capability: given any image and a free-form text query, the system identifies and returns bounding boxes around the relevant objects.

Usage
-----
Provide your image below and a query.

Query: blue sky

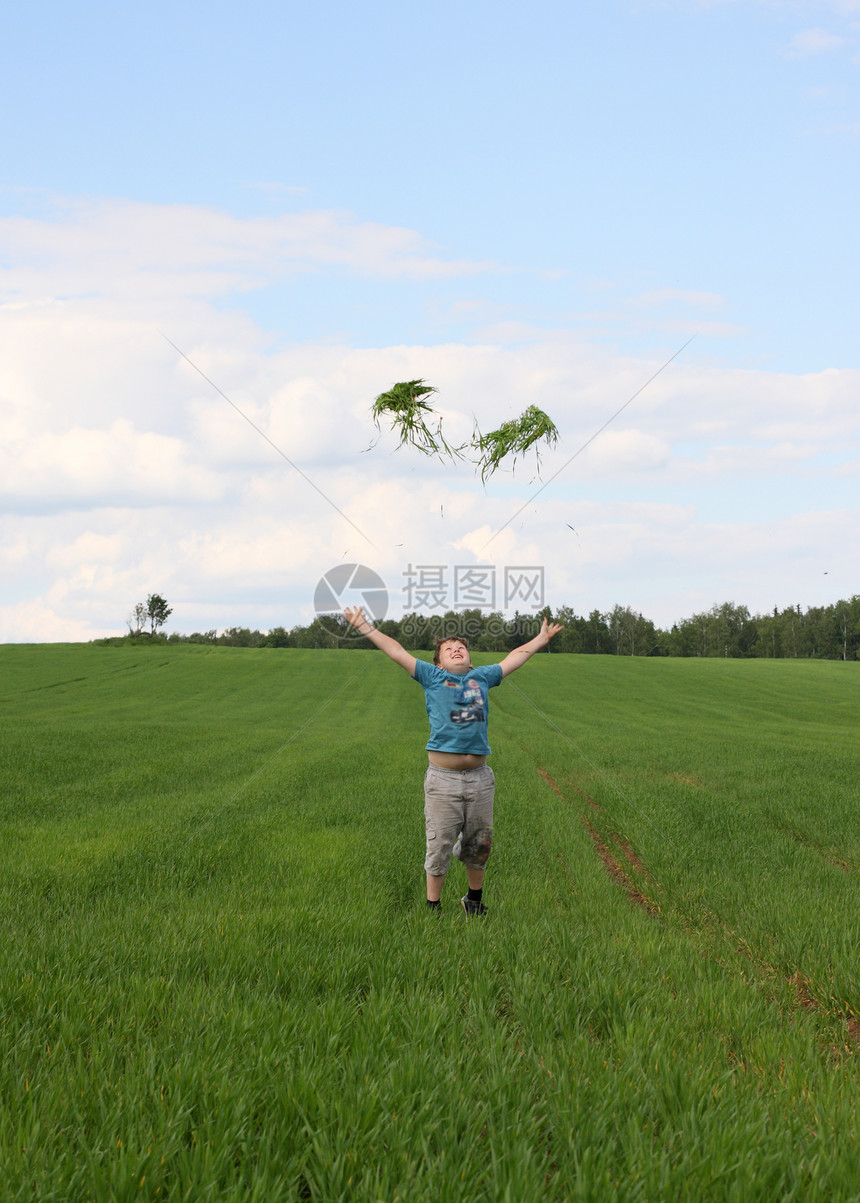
[1,0,858,640]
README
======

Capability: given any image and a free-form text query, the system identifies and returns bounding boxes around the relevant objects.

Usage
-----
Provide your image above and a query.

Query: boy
[343,606,563,916]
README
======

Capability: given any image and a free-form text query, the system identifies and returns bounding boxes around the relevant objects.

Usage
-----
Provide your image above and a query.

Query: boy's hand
[343,605,370,632]
[498,616,564,677]
[342,605,416,674]
[539,617,564,645]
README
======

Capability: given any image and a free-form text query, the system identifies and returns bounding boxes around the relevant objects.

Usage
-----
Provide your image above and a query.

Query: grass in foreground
[1,645,859,1201]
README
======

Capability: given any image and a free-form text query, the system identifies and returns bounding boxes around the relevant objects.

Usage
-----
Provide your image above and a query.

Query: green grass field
[2,644,859,1201]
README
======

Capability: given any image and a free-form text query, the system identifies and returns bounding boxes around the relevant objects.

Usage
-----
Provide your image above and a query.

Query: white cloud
[627,289,726,310]
[0,597,101,644]
[0,420,223,512]
[648,0,860,14]
[782,26,846,55]
[0,199,495,316]
[581,429,672,473]
[819,0,860,14]
[1,195,858,642]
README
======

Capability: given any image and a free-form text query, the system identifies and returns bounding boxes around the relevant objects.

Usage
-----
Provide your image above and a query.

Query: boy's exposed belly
[427,751,488,771]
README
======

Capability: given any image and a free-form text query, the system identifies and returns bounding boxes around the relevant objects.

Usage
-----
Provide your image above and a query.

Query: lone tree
[146,594,173,636]
[126,601,148,636]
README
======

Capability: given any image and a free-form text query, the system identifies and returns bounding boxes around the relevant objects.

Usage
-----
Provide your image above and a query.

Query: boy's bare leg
[466,867,485,891]
[427,868,484,901]
[426,872,445,902]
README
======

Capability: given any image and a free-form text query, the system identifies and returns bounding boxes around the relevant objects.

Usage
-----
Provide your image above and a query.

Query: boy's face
[437,638,470,673]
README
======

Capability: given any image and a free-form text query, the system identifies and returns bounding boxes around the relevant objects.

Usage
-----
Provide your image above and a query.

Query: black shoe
[461,894,488,917]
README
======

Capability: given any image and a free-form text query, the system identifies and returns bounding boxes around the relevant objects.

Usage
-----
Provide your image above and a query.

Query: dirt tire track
[537,767,660,916]
[610,831,654,881]
[788,971,860,1049]
[769,818,854,874]
[581,816,661,917]
[537,764,860,1052]
[536,767,563,797]
[566,773,602,811]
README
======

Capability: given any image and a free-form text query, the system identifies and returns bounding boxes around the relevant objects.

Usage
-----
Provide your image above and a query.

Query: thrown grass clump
[371,379,465,461]
[474,404,559,482]
[371,383,559,481]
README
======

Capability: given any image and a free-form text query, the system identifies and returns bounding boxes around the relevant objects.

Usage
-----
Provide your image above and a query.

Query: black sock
[426,898,441,909]
[466,887,483,903]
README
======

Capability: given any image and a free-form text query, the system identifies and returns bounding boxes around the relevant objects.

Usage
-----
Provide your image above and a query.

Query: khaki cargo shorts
[423,763,495,876]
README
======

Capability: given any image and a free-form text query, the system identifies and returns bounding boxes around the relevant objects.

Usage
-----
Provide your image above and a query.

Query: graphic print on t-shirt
[449,678,486,726]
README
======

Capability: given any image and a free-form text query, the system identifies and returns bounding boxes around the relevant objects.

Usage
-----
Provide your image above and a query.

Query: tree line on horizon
[112,595,860,661]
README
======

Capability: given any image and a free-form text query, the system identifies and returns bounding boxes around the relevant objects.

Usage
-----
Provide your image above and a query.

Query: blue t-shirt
[412,659,504,754]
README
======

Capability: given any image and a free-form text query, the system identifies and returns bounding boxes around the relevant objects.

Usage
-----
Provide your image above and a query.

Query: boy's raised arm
[497,617,564,678]
[343,606,417,675]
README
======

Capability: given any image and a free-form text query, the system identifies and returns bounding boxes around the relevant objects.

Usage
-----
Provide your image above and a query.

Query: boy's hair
[433,635,470,666]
